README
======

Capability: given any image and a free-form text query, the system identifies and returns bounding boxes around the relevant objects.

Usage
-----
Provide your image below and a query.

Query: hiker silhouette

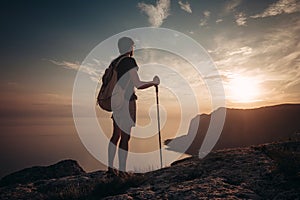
[107,37,160,175]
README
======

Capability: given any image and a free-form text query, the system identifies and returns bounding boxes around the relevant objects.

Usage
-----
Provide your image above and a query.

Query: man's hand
[153,75,160,85]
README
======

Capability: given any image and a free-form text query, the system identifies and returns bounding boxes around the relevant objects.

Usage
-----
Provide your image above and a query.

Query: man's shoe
[106,167,118,177]
[118,171,133,178]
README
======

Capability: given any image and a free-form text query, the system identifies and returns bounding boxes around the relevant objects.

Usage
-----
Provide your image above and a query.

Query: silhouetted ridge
[165,104,300,155]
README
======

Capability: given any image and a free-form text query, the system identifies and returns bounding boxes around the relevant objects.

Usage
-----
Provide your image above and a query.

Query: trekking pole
[155,85,163,168]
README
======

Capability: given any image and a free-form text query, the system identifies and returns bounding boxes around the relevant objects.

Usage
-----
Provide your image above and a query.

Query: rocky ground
[1,141,299,200]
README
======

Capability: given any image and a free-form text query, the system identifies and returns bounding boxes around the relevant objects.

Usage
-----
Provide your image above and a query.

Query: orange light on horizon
[227,76,261,103]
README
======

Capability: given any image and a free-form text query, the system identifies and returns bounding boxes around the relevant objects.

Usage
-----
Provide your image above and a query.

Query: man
[108,37,160,175]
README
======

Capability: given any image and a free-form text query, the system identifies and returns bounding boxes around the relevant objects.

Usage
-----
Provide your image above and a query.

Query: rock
[0,141,299,199]
[0,159,85,187]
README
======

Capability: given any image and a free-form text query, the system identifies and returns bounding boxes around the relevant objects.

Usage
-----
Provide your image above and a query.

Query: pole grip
[155,85,158,93]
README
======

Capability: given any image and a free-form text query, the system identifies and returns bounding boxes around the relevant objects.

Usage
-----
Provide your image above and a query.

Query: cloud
[235,12,247,26]
[224,0,242,13]
[49,59,99,76]
[138,0,170,27]
[251,0,300,18]
[49,59,80,70]
[48,59,101,82]
[178,1,192,13]
[204,11,210,18]
[216,19,223,24]
[199,10,211,26]
[228,46,252,56]
[221,0,247,26]
[209,17,300,104]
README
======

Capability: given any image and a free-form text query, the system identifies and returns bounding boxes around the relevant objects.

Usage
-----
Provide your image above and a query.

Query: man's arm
[129,68,159,89]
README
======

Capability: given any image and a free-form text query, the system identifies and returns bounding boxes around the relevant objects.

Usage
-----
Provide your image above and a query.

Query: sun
[228,76,260,103]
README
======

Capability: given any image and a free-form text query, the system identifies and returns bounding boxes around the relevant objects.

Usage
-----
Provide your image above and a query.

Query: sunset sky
[1,0,300,176]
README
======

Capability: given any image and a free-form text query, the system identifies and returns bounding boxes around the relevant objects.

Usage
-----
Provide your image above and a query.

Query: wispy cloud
[251,0,300,18]
[178,1,192,13]
[224,0,242,13]
[209,17,300,104]
[228,46,252,56]
[216,19,223,24]
[235,12,247,26]
[49,60,81,70]
[200,10,211,26]
[138,0,170,27]
[48,59,101,82]
[204,10,210,18]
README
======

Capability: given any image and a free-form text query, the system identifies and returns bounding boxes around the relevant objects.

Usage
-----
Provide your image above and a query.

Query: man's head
[118,37,134,55]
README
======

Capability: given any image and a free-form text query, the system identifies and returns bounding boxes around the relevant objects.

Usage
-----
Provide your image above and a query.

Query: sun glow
[227,76,261,103]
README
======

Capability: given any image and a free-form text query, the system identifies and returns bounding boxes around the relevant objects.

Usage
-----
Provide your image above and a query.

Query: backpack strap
[114,55,132,92]
[113,55,128,70]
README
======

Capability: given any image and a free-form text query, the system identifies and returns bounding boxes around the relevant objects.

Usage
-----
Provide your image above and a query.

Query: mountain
[165,104,300,155]
[0,141,299,199]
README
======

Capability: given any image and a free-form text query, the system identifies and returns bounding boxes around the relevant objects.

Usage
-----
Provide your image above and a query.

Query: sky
[0,0,300,177]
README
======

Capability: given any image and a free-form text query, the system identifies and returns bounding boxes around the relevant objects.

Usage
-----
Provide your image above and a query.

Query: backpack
[97,56,126,112]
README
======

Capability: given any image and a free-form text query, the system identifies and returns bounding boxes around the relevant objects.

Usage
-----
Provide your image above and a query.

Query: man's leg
[118,127,131,172]
[108,120,121,171]
[118,100,135,172]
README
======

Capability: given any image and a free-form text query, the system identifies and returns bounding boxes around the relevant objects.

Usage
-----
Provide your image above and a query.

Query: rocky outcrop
[0,159,85,187]
[0,141,299,200]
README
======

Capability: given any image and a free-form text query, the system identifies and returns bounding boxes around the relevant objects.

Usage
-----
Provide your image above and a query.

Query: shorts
[112,100,136,130]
